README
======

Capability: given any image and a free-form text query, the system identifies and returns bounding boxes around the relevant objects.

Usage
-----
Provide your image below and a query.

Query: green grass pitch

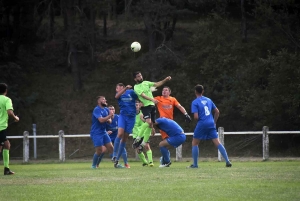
[1,160,300,201]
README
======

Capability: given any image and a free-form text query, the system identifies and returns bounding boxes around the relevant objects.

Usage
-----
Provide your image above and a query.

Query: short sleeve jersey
[117,89,138,116]
[156,117,184,137]
[134,81,155,107]
[154,96,180,119]
[191,96,216,129]
[90,106,110,135]
[0,95,13,131]
[132,111,144,137]
[106,114,119,138]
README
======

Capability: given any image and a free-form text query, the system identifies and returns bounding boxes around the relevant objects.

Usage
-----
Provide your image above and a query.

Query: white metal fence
[8,126,300,163]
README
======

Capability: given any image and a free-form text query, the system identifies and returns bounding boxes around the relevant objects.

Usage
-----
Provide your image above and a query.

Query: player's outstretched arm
[115,85,132,99]
[153,76,171,88]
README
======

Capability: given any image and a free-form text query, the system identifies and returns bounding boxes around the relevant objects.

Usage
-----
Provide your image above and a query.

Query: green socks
[3,149,9,168]
[146,150,153,163]
[138,152,148,164]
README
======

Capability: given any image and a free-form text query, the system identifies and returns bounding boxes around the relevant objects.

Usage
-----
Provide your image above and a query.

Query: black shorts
[140,105,156,123]
[0,129,8,145]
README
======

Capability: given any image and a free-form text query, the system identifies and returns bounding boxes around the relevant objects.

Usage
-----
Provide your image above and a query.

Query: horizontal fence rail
[7,126,300,163]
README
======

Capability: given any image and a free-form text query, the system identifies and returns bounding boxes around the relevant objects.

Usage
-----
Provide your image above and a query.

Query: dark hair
[133,71,141,78]
[116,83,125,87]
[163,86,171,93]
[0,83,8,94]
[194,84,204,94]
[97,96,105,101]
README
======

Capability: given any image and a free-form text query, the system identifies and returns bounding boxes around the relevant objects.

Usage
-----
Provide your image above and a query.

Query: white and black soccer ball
[131,42,141,52]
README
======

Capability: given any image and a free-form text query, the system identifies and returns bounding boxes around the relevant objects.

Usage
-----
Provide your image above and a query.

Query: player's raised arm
[153,76,171,88]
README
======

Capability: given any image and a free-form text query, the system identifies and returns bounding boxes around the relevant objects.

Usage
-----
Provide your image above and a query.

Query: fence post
[218,127,224,162]
[263,126,269,161]
[176,145,182,161]
[23,131,29,163]
[59,130,65,162]
[32,124,37,159]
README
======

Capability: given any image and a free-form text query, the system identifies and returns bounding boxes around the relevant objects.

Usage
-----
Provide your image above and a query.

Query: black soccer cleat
[4,167,15,175]
[226,162,232,167]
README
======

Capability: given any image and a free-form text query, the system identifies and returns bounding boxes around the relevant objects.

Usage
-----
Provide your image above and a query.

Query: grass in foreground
[0,160,300,201]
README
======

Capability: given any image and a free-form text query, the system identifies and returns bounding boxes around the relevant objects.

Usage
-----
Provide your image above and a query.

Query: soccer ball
[131,42,141,52]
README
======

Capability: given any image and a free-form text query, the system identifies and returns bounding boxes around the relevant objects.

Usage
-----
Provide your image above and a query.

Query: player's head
[162,86,171,97]
[0,83,8,95]
[97,96,108,107]
[116,83,125,92]
[194,84,204,96]
[135,100,141,111]
[133,71,143,83]
[108,105,115,114]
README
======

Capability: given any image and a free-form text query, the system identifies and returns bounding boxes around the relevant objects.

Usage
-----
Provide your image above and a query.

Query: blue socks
[217,144,230,163]
[122,148,128,164]
[92,153,100,167]
[160,147,170,163]
[96,153,105,167]
[117,142,126,161]
[113,137,121,158]
[192,145,199,167]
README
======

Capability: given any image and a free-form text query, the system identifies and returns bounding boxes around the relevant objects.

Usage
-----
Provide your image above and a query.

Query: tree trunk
[66,0,82,90]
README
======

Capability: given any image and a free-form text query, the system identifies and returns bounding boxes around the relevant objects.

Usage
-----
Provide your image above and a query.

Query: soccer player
[152,117,186,168]
[90,96,114,169]
[154,86,191,140]
[132,71,171,150]
[132,100,154,166]
[113,83,138,168]
[0,83,19,175]
[188,84,232,168]
[96,105,130,168]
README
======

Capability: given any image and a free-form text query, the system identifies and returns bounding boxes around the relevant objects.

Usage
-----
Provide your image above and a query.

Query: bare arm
[176,104,188,115]
[193,113,199,121]
[98,110,113,123]
[140,93,157,104]
[213,108,220,124]
[153,76,171,88]
[7,110,19,122]
[115,85,132,99]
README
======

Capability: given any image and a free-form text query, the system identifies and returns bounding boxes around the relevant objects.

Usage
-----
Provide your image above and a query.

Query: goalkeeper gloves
[184,113,192,123]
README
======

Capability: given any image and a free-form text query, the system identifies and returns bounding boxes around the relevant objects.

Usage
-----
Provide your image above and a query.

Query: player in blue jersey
[113,83,138,168]
[90,96,114,169]
[96,105,129,168]
[187,84,232,168]
[152,117,186,168]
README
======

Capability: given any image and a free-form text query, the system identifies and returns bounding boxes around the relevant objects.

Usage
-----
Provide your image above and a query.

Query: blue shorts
[92,133,111,147]
[193,124,218,140]
[118,114,135,134]
[166,134,186,148]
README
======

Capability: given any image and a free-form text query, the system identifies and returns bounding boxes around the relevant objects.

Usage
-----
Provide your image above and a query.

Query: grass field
[1,160,300,201]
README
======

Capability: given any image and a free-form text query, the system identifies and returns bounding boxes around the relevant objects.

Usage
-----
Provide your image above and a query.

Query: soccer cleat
[142,163,148,167]
[186,164,198,168]
[111,156,116,163]
[91,165,96,169]
[114,161,125,168]
[159,161,171,168]
[4,167,14,175]
[125,164,130,168]
[226,162,232,167]
[96,165,99,168]
[149,162,154,167]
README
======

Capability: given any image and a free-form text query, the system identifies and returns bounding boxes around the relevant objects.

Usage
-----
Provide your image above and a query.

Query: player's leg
[137,106,155,149]
[96,146,106,168]
[113,115,125,161]
[115,116,134,168]
[1,130,14,175]
[144,143,153,166]
[158,140,171,167]
[188,138,200,168]
[212,138,232,167]
[91,135,105,169]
